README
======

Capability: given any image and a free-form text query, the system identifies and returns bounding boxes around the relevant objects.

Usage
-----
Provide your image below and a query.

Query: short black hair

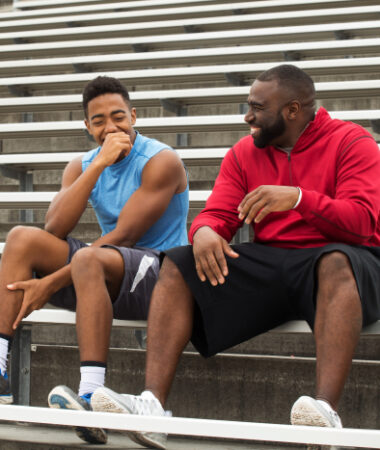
[257,64,315,103]
[82,76,131,117]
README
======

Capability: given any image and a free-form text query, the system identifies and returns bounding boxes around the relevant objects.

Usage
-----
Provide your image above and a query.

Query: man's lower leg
[145,257,195,407]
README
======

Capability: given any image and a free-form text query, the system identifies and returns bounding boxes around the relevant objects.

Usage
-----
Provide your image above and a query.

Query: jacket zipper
[288,153,293,186]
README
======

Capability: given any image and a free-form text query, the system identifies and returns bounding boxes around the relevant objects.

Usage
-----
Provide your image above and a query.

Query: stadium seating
[1,0,380,447]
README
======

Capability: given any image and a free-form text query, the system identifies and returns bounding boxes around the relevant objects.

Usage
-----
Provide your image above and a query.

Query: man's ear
[84,119,95,142]
[130,107,137,125]
[287,100,301,120]
[84,118,91,133]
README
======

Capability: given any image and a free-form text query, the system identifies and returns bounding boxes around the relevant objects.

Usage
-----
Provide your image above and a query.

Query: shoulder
[134,133,172,159]
[330,120,378,155]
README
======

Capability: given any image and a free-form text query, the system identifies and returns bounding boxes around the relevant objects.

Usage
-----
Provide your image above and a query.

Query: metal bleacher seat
[0,2,375,42]
[3,0,373,24]
[1,80,380,114]
[0,110,379,139]
[0,21,380,71]
[1,0,380,446]
[2,57,380,96]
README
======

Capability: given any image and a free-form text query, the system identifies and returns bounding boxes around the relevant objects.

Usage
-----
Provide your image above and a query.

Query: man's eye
[114,116,125,121]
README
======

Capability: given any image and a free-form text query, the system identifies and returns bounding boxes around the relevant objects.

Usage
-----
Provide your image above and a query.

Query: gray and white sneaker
[291,395,342,450]
[48,385,107,444]
[91,387,167,449]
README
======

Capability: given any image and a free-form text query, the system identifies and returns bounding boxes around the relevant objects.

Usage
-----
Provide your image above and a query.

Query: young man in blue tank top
[0,76,188,444]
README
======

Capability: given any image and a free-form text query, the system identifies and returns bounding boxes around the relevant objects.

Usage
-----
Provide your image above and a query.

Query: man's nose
[104,119,118,133]
[244,110,254,124]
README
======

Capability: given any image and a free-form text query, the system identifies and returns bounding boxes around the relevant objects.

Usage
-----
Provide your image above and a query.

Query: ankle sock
[0,335,12,375]
[79,361,106,397]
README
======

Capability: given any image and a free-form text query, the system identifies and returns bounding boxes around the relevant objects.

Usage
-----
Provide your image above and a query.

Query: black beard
[253,113,286,148]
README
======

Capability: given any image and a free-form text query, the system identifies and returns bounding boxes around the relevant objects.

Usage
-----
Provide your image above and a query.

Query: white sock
[0,338,10,375]
[78,366,106,397]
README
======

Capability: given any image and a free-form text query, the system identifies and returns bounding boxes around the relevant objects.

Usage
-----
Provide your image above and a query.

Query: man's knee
[317,251,355,286]
[157,256,189,292]
[6,225,45,252]
[71,247,104,275]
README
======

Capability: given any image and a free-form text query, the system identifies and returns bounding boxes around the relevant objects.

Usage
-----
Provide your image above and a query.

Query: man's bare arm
[100,149,187,247]
[12,149,186,327]
[45,132,133,239]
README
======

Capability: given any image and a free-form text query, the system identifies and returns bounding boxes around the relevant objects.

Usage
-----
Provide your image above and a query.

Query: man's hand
[238,185,300,224]
[95,132,133,167]
[7,278,54,330]
[193,226,239,286]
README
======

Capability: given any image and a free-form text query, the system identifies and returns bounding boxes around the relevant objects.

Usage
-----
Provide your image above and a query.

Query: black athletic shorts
[48,237,160,320]
[165,242,380,357]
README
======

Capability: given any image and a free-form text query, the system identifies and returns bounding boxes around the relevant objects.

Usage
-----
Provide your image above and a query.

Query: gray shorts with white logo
[48,237,160,320]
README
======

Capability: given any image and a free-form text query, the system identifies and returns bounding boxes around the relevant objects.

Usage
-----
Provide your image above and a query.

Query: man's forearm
[45,160,106,238]
[43,264,73,295]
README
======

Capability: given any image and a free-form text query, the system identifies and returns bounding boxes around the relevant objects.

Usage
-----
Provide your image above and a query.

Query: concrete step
[25,321,380,360]
[0,423,303,449]
[25,345,380,430]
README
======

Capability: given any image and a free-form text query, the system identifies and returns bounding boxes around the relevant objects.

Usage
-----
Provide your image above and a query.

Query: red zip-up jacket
[189,108,380,248]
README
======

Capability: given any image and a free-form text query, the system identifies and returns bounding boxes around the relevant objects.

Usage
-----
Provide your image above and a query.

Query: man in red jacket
[91,65,380,449]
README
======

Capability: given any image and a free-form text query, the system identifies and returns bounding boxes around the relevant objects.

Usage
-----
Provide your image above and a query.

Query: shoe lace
[131,395,164,417]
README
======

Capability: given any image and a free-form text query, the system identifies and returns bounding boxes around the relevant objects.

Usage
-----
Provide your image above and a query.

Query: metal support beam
[334,30,351,40]
[73,63,90,73]
[10,325,32,406]
[132,44,150,53]
[134,330,147,349]
[8,86,30,97]
[20,171,34,223]
[283,51,302,62]
[235,223,250,244]
[0,166,22,180]
[160,99,189,147]
[370,119,380,134]
[184,25,201,33]
[224,73,245,86]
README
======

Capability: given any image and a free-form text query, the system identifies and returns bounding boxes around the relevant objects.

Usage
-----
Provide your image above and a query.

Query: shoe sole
[291,397,339,450]
[92,388,166,450]
[0,394,13,405]
[48,385,107,445]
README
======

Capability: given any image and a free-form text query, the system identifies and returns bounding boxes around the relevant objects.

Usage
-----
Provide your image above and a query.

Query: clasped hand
[193,186,299,286]
[7,278,52,330]
[238,185,299,224]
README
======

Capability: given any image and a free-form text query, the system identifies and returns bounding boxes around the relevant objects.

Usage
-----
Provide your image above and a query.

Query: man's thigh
[286,243,380,329]
[100,245,160,320]
[4,225,70,277]
[165,243,295,357]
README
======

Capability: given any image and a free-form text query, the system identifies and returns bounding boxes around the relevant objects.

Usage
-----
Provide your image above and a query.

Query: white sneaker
[291,396,342,450]
[91,387,167,449]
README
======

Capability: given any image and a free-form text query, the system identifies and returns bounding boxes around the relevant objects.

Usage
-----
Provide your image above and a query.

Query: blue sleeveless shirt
[82,131,189,251]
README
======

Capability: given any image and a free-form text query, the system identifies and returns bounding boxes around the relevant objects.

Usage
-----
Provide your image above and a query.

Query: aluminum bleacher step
[0,3,375,42]
[3,0,369,23]
[2,23,380,75]
[1,80,380,114]
[2,57,380,94]
[0,111,378,139]
[1,32,380,60]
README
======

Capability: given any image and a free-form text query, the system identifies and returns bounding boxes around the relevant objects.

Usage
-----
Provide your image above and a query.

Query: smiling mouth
[250,126,260,137]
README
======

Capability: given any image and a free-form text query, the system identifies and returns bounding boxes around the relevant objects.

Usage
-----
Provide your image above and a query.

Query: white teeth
[250,127,259,136]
